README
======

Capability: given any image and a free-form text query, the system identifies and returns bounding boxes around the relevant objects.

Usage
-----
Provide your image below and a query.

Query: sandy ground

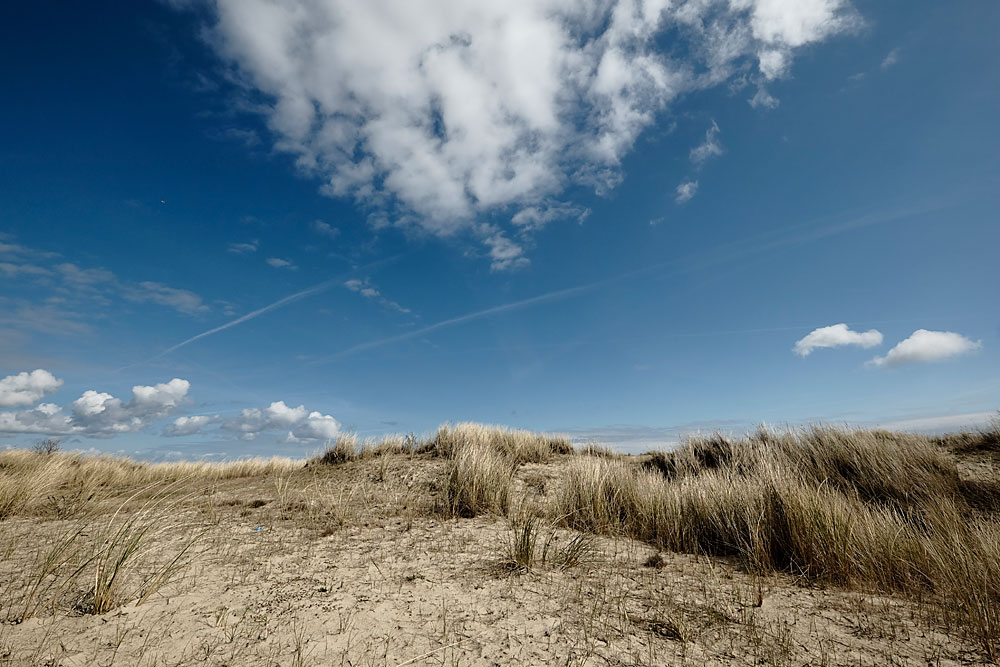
[0,455,990,666]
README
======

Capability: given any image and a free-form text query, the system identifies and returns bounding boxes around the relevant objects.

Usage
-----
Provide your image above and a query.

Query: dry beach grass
[0,419,998,665]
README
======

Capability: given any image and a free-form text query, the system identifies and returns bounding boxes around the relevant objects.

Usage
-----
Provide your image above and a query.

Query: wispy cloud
[133,254,406,365]
[124,282,209,315]
[869,329,981,368]
[266,257,297,270]
[56,262,115,287]
[311,220,339,240]
[210,126,261,148]
[483,232,529,272]
[748,86,780,109]
[675,180,698,204]
[0,297,93,336]
[344,279,411,313]
[510,204,590,232]
[881,47,901,70]
[875,410,995,433]
[0,241,58,261]
[1,242,209,318]
[689,121,722,166]
[0,262,51,278]
[228,240,259,254]
[163,414,220,437]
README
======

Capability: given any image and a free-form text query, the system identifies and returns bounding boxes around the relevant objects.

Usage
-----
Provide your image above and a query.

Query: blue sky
[1,0,997,459]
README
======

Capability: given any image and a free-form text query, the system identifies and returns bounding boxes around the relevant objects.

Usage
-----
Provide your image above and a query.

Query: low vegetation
[557,426,1000,658]
[0,417,997,664]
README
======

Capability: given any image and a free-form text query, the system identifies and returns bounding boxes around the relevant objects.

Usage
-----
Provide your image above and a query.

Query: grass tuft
[446,444,515,517]
[556,425,1000,657]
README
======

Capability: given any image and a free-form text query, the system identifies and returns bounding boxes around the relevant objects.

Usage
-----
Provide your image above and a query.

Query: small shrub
[32,439,60,455]
[643,552,665,569]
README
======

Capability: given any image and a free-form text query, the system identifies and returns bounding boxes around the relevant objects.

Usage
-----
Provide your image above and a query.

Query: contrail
[314,260,671,363]
[132,192,958,370]
[316,195,956,363]
[315,282,601,362]
[133,279,339,366]
[124,254,406,369]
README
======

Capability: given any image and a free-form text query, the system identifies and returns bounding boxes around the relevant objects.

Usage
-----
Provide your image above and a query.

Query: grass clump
[558,425,1000,659]
[446,444,515,517]
[935,414,1000,456]
[436,423,571,517]
[84,491,202,614]
[2,488,203,622]
[0,449,303,521]
[577,442,618,458]
[432,422,571,464]
[316,434,358,465]
[500,509,595,573]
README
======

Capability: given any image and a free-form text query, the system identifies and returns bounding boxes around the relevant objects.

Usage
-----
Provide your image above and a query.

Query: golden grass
[555,425,1000,659]
[0,449,303,521]
[430,422,572,463]
[446,443,516,517]
[316,433,358,464]
[1,487,204,622]
[500,508,596,573]
[1,419,997,660]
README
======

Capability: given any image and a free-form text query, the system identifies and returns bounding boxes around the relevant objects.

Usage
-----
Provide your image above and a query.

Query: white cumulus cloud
[0,402,73,435]
[162,400,341,442]
[794,323,882,357]
[224,401,341,442]
[228,240,259,254]
[868,329,981,368]
[0,378,192,437]
[181,0,857,264]
[164,414,221,437]
[0,369,64,407]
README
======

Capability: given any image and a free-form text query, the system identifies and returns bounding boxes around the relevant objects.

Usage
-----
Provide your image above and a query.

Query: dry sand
[0,453,990,666]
